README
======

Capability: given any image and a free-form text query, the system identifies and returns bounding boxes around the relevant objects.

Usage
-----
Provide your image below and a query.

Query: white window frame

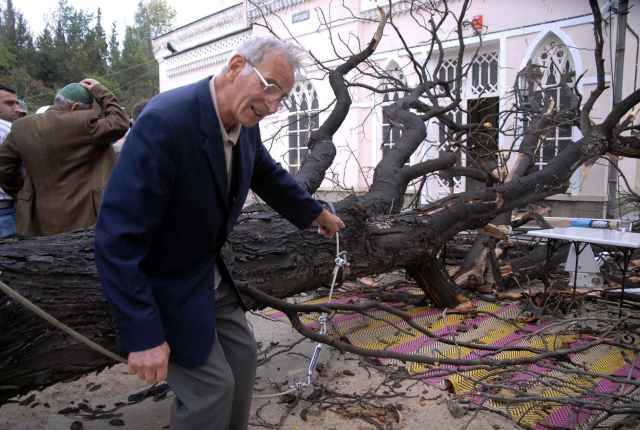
[286,81,319,175]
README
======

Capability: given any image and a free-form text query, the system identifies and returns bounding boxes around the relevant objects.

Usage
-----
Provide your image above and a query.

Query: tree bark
[2,0,639,405]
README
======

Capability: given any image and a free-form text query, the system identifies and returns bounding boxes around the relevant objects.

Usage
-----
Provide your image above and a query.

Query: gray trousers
[166,281,257,429]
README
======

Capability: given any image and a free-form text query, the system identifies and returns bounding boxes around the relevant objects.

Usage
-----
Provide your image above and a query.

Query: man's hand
[313,208,345,238]
[128,342,171,383]
[80,78,101,92]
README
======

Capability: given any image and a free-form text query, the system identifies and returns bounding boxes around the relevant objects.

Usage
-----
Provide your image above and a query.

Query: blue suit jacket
[95,77,322,368]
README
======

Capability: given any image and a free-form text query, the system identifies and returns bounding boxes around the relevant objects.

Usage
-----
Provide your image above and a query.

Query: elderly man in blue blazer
[95,37,344,430]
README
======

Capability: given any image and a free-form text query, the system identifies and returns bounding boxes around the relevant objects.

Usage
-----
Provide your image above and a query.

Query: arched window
[380,60,405,156]
[438,57,458,92]
[470,51,499,96]
[288,81,319,175]
[520,34,575,171]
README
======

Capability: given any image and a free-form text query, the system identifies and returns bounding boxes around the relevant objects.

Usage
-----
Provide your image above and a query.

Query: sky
[18,0,240,41]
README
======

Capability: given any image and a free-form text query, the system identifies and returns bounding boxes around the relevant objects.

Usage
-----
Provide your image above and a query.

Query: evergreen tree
[52,15,67,79]
[118,25,148,106]
[85,8,108,76]
[114,0,175,109]
[0,0,176,112]
[2,0,17,60]
[66,10,92,81]
[15,14,35,71]
[15,14,33,53]
[35,26,58,83]
[134,0,175,40]
[108,22,120,69]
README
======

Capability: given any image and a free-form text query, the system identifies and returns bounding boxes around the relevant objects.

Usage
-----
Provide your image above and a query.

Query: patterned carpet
[264,292,640,429]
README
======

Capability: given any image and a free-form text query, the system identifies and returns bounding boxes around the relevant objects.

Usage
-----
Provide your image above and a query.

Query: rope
[0,278,126,363]
[253,386,299,399]
[254,200,348,399]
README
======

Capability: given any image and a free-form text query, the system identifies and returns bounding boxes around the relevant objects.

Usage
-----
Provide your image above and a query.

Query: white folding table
[526,227,640,317]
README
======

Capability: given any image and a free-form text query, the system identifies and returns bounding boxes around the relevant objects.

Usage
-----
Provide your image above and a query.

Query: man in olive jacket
[0,78,129,235]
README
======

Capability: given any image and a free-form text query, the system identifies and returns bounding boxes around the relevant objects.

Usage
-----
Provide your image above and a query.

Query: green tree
[0,0,176,113]
[117,25,150,107]
[85,8,108,76]
[66,10,93,81]
[108,22,120,69]
[112,0,175,109]
[52,14,68,79]
[134,0,176,39]
[34,26,59,83]
[2,0,18,61]
[15,14,36,74]
[0,45,16,75]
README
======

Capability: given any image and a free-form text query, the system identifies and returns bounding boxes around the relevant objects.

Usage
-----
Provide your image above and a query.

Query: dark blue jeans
[0,206,16,238]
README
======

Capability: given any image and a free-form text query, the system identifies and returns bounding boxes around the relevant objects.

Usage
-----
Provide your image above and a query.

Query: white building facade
[152,0,640,218]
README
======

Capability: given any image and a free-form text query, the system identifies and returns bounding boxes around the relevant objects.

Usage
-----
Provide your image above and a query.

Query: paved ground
[0,312,519,430]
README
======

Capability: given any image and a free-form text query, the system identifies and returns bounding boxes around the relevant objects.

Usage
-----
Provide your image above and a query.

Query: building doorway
[466,97,499,193]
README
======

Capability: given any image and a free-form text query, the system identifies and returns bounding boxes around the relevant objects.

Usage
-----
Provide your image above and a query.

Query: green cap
[56,83,94,105]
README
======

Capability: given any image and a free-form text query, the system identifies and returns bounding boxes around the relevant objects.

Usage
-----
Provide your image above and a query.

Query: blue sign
[292,10,310,24]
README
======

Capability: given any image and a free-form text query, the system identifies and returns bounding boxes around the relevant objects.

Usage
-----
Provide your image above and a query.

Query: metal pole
[606,0,629,219]
[627,23,639,92]
[572,242,580,304]
[544,238,555,294]
[618,249,632,319]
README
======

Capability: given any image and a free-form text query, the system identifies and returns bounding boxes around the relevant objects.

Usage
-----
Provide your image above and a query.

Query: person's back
[12,107,116,223]
[0,79,129,235]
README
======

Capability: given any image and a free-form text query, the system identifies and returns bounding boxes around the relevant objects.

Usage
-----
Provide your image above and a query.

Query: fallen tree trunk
[0,171,571,403]
[0,191,468,403]
[0,231,116,402]
[0,144,595,403]
[2,0,639,405]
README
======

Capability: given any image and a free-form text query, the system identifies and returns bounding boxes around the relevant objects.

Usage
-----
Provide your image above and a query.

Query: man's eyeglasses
[249,64,288,104]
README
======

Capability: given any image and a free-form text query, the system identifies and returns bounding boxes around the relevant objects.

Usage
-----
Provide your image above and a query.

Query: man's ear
[226,54,247,79]
[70,103,79,112]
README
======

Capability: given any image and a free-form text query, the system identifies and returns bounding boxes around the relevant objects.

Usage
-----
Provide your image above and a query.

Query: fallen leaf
[496,291,522,300]
[358,277,376,287]
[449,302,476,313]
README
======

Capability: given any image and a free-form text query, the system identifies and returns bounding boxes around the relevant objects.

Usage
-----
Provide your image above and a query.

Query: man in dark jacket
[0,84,20,238]
[0,79,129,235]
[95,38,344,430]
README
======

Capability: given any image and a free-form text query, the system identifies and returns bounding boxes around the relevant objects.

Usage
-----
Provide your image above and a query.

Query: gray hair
[222,37,306,79]
[53,95,92,111]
